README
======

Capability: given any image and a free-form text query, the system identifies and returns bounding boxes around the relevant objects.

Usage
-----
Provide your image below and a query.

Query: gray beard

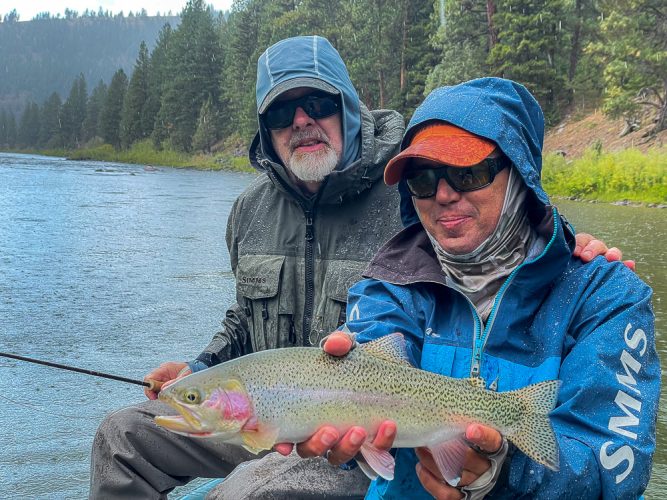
[287,130,340,182]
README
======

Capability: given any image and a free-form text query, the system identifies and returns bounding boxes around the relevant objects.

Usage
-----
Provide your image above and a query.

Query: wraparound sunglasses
[262,92,340,129]
[405,156,512,198]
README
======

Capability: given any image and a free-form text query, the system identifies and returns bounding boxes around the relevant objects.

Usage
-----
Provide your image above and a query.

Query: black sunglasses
[405,156,511,198]
[262,92,340,129]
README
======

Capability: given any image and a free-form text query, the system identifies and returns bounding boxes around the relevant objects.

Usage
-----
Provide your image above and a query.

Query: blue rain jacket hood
[256,35,361,169]
[397,77,547,226]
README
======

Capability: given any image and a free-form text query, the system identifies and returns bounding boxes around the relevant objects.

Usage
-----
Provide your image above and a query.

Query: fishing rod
[0,351,163,392]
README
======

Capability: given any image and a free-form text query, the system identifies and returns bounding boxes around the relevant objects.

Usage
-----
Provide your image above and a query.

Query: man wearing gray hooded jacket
[89,36,624,499]
[89,35,404,500]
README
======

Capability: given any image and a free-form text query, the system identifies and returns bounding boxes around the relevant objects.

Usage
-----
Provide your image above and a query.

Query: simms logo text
[241,276,267,284]
[599,323,648,484]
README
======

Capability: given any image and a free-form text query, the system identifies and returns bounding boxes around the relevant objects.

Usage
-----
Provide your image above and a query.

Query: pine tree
[148,24,174,148]
[39,92,64,148]
[120,41,151,148]
[219,1,262,141]
[145,24,173,147]
[6,112,17,148]
[488,0,569,123]
[192,95,219,152]
[17,101,40,148]
[426,0,492,93]
[564,0,605,110]
[60,73,88,147]
[0,110,8,148]
[393,0,438,116]
[100,69,128,148]
[157,0,223,151]
[83,80,108,143]
[592,0,667,134]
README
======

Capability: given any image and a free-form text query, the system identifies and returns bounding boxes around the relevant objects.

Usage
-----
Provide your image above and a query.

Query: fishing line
[0,351,161,391]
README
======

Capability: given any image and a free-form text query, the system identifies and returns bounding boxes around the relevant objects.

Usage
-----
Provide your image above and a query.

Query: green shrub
[543,147,667,203]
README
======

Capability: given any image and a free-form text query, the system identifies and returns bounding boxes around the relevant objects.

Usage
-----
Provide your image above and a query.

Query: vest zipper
[303,210,315,345]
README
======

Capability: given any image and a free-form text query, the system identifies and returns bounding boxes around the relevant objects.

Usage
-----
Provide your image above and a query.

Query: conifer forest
[0,0,665,155]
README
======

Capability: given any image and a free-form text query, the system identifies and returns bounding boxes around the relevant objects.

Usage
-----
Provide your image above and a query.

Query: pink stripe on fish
[205,388,253,421]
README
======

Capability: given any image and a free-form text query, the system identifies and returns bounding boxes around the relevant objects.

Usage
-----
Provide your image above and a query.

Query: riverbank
[37,139,256,173]
[7,138,666,206]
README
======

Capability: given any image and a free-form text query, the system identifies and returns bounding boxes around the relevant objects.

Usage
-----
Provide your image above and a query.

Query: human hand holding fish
[143,361,192,399]
[415,423,504,499]
[274,331,398,462]
[154,332,560,488]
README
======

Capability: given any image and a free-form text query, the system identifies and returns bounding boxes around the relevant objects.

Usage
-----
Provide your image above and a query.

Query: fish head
[155,374,253,439]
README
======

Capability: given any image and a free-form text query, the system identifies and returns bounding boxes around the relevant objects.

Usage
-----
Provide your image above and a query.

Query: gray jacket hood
[255,35,362,169]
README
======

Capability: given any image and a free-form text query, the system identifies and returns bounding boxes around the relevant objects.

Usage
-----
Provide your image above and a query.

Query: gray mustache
[289,130,331,150]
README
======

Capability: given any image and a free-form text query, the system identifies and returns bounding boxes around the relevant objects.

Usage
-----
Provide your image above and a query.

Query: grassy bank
[16,140,667,205]
[542,147,667,205]
[41,139,255,173]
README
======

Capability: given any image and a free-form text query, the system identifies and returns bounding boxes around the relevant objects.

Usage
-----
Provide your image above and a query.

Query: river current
[0,153,664,498]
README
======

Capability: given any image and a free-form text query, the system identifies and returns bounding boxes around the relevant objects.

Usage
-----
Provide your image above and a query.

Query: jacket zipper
[263,162,323,347]
[303,209,315,344]
[469,208,561,377]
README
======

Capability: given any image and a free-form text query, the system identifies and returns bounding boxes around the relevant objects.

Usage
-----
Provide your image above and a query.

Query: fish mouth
[154,414,215,437]
[155,393,216,437]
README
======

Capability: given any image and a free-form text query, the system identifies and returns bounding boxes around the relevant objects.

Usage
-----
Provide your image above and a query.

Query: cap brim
[258,77,340,114]
[384,135,496,185]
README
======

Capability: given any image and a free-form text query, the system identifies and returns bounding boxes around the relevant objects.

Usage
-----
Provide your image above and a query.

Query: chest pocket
[310,260,366,345]
[236,255,295,351]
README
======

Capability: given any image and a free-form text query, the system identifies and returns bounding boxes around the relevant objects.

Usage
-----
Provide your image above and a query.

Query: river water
[0,153,664,498]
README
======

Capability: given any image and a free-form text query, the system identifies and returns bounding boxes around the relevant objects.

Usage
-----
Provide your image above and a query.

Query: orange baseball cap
[384,123,497,185]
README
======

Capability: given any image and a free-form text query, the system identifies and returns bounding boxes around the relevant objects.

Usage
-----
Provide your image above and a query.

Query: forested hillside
[0,11,180,116]
[0,0,664,157]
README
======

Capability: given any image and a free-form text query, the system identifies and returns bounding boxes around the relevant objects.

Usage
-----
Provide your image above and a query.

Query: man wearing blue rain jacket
[325,78,659,499]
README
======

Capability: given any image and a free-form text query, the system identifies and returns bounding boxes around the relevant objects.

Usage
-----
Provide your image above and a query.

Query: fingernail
[468,426,481,440]
[322,431,337,447]
[582,250,592,259]
[383,425,396,438]
[350,430,365,446]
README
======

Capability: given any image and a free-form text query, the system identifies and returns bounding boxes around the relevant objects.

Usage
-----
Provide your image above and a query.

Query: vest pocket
[236,255,294,351]
[312,261,366,345]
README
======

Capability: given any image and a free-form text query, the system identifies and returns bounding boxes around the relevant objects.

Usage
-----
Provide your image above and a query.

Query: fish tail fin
[505,379,561,471]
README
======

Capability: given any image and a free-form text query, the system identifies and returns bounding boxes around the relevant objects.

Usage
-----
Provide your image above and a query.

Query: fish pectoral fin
[358,442,395,481]
[428,437,469,486]
[240,424,279,454]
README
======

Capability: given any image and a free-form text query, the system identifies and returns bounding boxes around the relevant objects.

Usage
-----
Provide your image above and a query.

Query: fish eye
[182,388,202,404]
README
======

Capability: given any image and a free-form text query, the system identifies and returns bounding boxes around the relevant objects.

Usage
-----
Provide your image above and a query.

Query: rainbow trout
[155,333,560,484]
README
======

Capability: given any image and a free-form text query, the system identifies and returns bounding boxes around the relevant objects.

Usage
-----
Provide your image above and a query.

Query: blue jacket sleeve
[501,263,659,499]
[344,278,429,365]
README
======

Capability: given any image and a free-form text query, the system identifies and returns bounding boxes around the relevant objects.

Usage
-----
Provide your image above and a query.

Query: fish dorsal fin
[358,333,412,367]
[467,377,487,389]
